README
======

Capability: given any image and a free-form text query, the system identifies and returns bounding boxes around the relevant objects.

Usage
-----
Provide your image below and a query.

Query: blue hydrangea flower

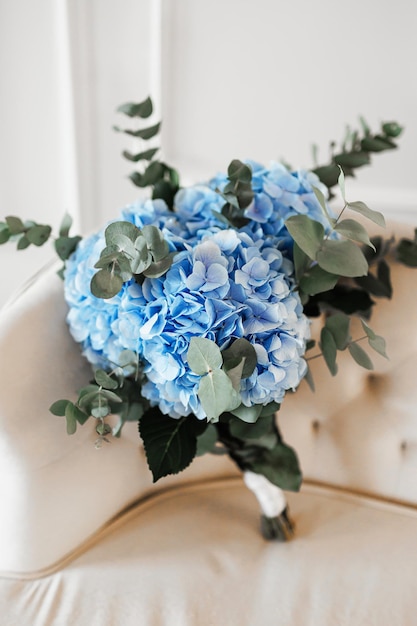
[64,180,311,421]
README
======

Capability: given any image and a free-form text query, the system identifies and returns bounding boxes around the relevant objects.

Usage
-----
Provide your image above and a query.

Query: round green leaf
[316,239,368,277]
[187,337,223,375]
[198,369,241,421]
[91,269,123,299]
[285,215,325,259]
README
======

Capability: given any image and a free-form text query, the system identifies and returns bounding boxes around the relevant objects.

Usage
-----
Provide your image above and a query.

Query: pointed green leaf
[347,201,385,228]
[312,185,333,223]
[26,225,52,246]
[17,235,30,250]
[337,166,346,202]
[229,413,274,439]
[117,97,153,118]
[94,369,118,390]
[325,313,351,350]
[5,216,25,235]
[285,215,325,259]
[360,320,388,359]
[122,147,159,162]
[59,213,73,237]
[348,342,373,370]
[335,219,375,250]
[316,239,368,277]
[320,327,338,376]
[335,151,370,169]
[55,236,82,261]
[139,409,205,481]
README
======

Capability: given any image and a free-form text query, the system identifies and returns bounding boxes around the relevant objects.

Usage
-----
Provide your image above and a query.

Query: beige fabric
[1,479,417,626]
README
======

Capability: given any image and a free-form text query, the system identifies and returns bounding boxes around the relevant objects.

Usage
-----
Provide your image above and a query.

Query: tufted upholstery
[0,221,417,624]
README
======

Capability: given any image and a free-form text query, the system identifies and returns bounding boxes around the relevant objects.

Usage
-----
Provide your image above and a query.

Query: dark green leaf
[250,442,302,492]
[397,231,417,267]
[382,122,403,138]
[320,327,338,375]
[50,399,70,416]
[122,147,159,162]
[26,225,52,246]
[325,313,351,350]
[313,164,341,189]
[334,151,370,168]
[229,413,275,440]
[5,216,25,235]
[0,224,10,244]
[59,213,73,237]
[117,97,153,118]
[230,403,262,423]
[55,236,82,261]
[91,269,124,299]
[361,136,396,152]
[227,159,252,183]
[222,338,257,379]
[17,235,30,250]
[196,424,218,456]
[123,122,161,140]
[139,409,205,481]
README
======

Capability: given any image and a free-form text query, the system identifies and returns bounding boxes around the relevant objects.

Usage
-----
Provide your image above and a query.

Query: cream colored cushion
[1,480,417,625]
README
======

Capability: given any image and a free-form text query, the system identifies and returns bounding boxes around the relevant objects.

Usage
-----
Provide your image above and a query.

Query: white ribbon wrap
[243,470,287,518]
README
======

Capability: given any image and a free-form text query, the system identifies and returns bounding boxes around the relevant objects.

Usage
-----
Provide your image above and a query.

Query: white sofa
[0,223,417,625]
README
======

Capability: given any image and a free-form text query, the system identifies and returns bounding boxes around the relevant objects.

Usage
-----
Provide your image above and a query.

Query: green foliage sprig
[312,118,403,191]
[114,96,180,209]
[0,213,81,277]
[91,220,175,299]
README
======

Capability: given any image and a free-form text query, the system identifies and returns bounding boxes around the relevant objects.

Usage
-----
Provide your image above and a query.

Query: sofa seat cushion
[1,478,417,626]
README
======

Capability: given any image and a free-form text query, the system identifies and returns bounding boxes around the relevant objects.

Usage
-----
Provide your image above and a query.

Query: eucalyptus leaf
[141,225,169,261]
[196,424,218,456]
[91,269,124,299]
[26,225,52,246]
[285,215,325,259]
[335,219,375,250]
[95,369,119,390]
[187,337,223,375]
[122,147,159,162]
[316,239,368,277]
[59,213,73,237]
[222,338,257,379]
[117,97,153,118]
[17,236,30,250]
[0,224,10,244]
[5,216,25,235]
[105,221,140,244]
[320,327,338,376]
[198,369,241,421]
[299,264,339,296]
[325,313,351,350]
[49,399,70,416]
[347,201,385,228]
[250,442,302,492]
[348,342,374,370]
[55,236,82,261]
[230,403,262,424]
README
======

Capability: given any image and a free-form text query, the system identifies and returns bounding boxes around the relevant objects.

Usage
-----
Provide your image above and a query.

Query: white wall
[1,0,416,306]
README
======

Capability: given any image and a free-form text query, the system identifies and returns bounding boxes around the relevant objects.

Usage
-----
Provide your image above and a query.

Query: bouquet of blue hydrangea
[2,97,416,540]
